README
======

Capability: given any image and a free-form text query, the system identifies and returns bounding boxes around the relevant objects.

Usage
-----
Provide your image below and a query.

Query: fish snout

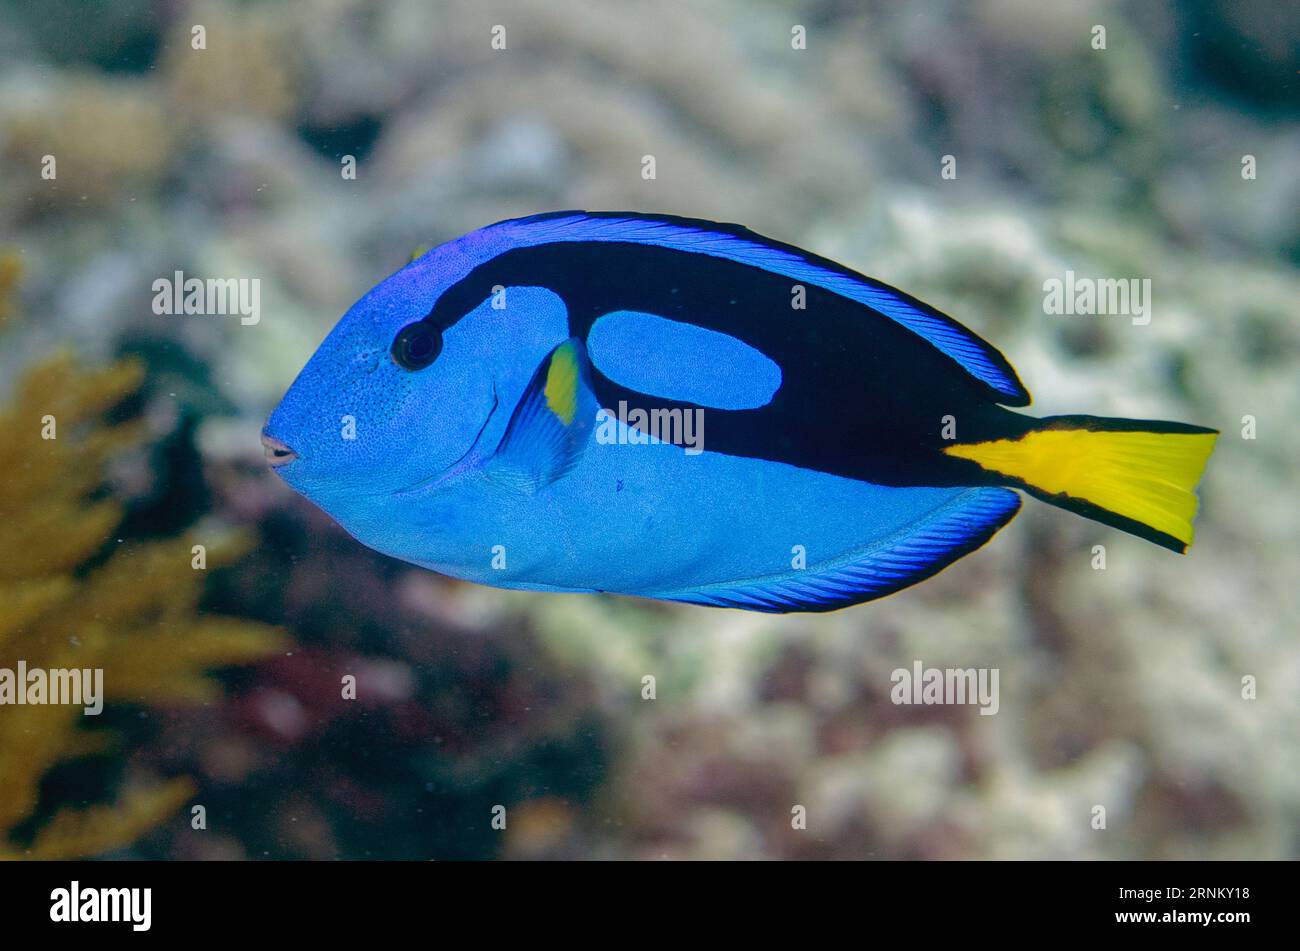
[261,431,298,468]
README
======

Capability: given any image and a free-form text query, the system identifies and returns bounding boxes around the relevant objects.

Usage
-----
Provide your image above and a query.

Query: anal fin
[656,487,1021,613]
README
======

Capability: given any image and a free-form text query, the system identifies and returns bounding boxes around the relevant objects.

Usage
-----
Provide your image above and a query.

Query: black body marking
[425,240,1029,487]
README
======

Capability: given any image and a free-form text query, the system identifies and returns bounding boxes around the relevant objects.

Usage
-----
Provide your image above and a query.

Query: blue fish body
[265,212,1216,612]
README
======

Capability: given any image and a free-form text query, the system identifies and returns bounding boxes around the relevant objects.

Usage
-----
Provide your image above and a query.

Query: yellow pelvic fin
[544,341,579,425]
[943,427,1217,550]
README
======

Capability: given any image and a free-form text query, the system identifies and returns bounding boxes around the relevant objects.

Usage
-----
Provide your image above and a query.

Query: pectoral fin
[491,338,598,491]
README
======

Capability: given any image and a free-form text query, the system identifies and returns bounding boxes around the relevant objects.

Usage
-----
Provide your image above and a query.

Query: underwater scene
[0,0,1297,866]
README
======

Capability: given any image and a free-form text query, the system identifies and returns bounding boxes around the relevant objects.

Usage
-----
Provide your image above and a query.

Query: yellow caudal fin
[943,417,1218,552]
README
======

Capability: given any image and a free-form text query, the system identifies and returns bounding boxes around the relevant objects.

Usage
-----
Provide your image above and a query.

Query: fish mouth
[261,430,299,468]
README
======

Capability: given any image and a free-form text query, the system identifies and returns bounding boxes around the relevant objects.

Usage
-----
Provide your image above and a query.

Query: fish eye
[391,322,443,370]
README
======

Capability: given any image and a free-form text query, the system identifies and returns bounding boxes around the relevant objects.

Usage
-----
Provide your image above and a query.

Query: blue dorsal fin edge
[492,337,598,491]
[654,487,1022,613]
[492,211,1030,406]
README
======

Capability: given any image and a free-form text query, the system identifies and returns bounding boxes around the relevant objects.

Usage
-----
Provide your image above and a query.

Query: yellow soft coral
[0,250,19,328]
[0,348,285,859]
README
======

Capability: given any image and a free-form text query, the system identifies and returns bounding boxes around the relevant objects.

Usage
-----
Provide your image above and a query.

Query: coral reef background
[0,0,1296,859]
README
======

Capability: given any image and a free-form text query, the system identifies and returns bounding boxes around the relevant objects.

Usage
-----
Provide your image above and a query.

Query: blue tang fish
[264,212,1217,613]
